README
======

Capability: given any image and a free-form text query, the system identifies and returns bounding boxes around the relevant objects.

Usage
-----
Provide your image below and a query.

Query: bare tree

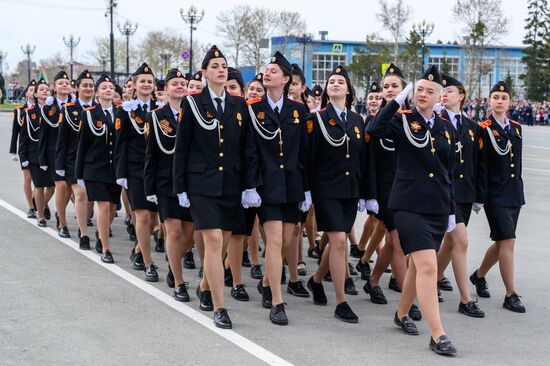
[275,11,307,54]
[216,5,251,67]
[138,29,191,76]
[453,0,510,97]
[376,0,412,63]
[242,8,278,72]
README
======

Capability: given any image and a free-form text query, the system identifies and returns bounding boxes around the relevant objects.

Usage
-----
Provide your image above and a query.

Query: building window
[427,56,460,78]
[312,53,347,85]
[499,58,526,87]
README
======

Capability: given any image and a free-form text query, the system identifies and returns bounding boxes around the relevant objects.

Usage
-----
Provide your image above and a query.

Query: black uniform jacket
[18,104,42,165]
[477,115,525,207]
[307,103,365,199]
[367,100,456,215]
[75,105,118,183]
[55,100,91,174]
[9,102,32,154]
[39,97,67,167]
[245,94,309,204]
[173,88,248,197]
[144,103,180,198]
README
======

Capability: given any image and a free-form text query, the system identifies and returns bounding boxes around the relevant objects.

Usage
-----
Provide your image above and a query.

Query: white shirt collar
[332,104,347,120]
[267,93,283,112]
[171,107,179,118]
[445,109,461,129]
[103,106,114,118]
[493,115,509,130]
[137,98,150,108]
[57,97,68,108]
[79,98,92,107]
[422,112,436,126]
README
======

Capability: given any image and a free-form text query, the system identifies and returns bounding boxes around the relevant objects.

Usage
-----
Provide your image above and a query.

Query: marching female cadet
[75,74,120,264]
[40,71,73,237]
[367,66,458,355]
[155,79,166,104]
[115,63,160,281]
[470,81,526,313]
[435,75,485,317]
[19,78,55,227]
[243,51,310,325]
[144,68,194,302]
[246,73,265,100]
[187,71,204,94]
[56,70,96,250]
[305,65,365,323]
[173,45,249,329]
[10,79,37,218]
[312,85,323,111]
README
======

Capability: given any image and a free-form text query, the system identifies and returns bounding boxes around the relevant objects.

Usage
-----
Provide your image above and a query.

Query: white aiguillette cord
[402,113,430,148]
[39,105,60,128]
[151,110,175,155]
[187,95,219,131]
[86,110,106,137]
[486,126,512,156]
[24,110,40,142]
[64,108,81,132]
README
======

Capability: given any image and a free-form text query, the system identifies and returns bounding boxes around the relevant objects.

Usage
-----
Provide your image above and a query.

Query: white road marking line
[524,167,550,174]
[525,145,550,151]
[0,198,294,366]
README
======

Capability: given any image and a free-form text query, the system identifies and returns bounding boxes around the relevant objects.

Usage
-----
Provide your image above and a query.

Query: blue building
[271,36,526,99]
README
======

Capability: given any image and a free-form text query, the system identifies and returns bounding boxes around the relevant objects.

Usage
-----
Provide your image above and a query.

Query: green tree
[400,29,423,81]
[440,51,452,76]
[348,33,392,93]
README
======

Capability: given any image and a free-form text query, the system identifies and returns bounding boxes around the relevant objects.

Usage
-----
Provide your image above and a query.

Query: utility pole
[118,20,138,77]
[0,50,7,74]
[296,33,312,72]
[63,34,80,79]
[21,44,36,84]
[106,0,117,80]
[180,5,205,74]
[412,20,434,74]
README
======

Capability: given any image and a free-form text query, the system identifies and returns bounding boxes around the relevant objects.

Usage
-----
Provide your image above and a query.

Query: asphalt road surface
[1,112,549,366]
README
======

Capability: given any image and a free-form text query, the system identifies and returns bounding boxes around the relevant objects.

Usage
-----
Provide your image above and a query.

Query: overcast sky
[0,0,527,74]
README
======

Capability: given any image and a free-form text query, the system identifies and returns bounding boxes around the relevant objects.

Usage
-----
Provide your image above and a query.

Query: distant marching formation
[9,44,526,356]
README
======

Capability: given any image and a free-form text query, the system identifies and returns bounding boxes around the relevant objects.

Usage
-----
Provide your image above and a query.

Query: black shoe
[124,215,131,226]
[470,270,490,298]
[79,235,90,250]
[242,251,251,267]
[430,335,457,355]
[55,212,60,230]
[174,283,190,302]
[257,280,272,309]
[231,284,250,301]
[214,308,232,329]
[307,276,327,305]
[363,278,387,304]
[198,266,203,278]
[356,260,371,281]
[250,265,263,279]
[388,277,401,292]
[270,303,288,325]
[183,251,196,269]
[281,266,286,284]
[307,247,319,259]
[384,266,392,274]
[344,277,358,295]
[409,304,422,321]
[101,250,114,264]
[394,312,419,335]
[144,264,159,282]
[58,227,70,238]
[87,218,93,227]
[335,301,359,323]
[109,227,112,237]
[95,230,99,240]
[438,289,443,303]
[459,300,485,317]
[503,293,526,313]
[348,262,358,276]
[287,280,310,298]
[44,206,51,220]
[349,244,365,259]
[95,239,102,253]
[297,262,307,276]
[324,271,332,282]
[126,223,136,241]
[37,218,47,227]
[224,267,233,287]
[133,252,145,271]
[166,266,175,288]
[27,208,36,219]
[155,238,165,253]
[196,287,214,311]
[438,277,454,291]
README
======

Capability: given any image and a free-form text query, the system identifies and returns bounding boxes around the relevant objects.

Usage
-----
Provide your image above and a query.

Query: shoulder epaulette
[24,106,33,111]
[291,99,303,105]
[399,110,412,114]
[15,105,24,110]
[188,91,202,96]
[510,120,521,126]
[246,97,262,106]
[84,105,97,112]
[439,116,451,123]
[64,101,76,107]
[480,120,492,129]
[151,107,161,113]
[319,108,327,112]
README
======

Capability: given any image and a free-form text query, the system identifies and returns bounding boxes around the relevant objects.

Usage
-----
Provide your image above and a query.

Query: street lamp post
[118,20,138,77]
[179,5,205,74]
[101,58,107,73]
[63,34,80,79]
[296,33,313,72]
[106,0,118,80]
[0,50,7,74]
[412,20,434,74]
[20,44,36,84]
[160,52,171,76]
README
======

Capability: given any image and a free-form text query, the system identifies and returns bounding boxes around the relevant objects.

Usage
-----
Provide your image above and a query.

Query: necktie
[340,112,347,128]
[142,104,148,114]
[273,106,280,120]
[455,114,462,132]
[104,109,113,127]
[214,97,223,119]
[82,104,90,109]
[504,124,511,137]
[428,120,433,129]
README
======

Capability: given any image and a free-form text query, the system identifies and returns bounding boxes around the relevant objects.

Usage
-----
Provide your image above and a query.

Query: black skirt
[85,181,121,204]
[375,199,396,232]
[455,202,473,226]
[188,194,239,231]
[314,198,357,233]
[258,203,300,225]
[394,210,447,255]
[232,207,258,236]
[28,164,54,188]
[127,177,157,211]
[484,205,521,241]
[157,195,193,223]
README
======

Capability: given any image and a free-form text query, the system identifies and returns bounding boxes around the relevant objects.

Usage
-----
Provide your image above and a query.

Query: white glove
[177,192,190,208]
[299,191,312,213]
[472,202,484,214]
[21,161,29,167]
[116,178,128,189]
[56,170,65,177]
[241,191,248,209]
[394,82,414,105]
[366,199,379,214]
[146,195,158,204]
[242,188,262,208]
[77,179,85,187]
[446,214,456,233]
[433,102,444,114]
[40,165,48,171]
[10,153,18,162]
[357,199,366,212]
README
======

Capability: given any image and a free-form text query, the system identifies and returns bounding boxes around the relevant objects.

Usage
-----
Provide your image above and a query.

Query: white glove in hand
[394,82,414,105]
[40,166,48,171]
[146,195,158,204]
[366,199,379,214]
[357,199,366,212]
[21,161,29,168]
[299,191,312,213]
[446,214,456,233]
[77,179,85,187]
[472,202,484,214]
[116,178,128,189]
[177,192,190,208]
[56,170,65,177]
[433,102,444,114]
[243,188,262,208]
[10,153,18,162]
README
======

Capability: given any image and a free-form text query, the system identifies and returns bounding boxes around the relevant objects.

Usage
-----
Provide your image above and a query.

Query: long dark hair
[381,74,409,109]
[320,75,355,109]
